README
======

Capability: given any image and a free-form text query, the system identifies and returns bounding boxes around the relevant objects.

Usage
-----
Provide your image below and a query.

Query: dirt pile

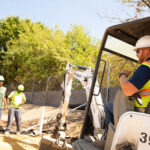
[0,104,84,150]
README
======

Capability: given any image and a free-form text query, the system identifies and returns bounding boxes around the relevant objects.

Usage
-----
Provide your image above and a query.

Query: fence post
[39,107,45,135]
[44,76,51,106]
[30,80,35,104]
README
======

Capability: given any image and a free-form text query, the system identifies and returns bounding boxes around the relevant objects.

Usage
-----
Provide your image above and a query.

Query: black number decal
[149,136,150,145]
[140,132,147,143]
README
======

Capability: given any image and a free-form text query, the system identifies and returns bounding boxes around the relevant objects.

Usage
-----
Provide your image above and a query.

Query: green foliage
[99,52,139,88]
[0,16,142,90]
[0,16,30,51]
[0,16,99,86]
[65,25,99,67]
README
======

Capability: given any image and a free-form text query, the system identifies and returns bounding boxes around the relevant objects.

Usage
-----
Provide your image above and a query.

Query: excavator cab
[78,17,150,150]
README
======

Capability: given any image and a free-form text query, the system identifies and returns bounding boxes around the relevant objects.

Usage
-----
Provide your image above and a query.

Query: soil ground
[0,104,84,150]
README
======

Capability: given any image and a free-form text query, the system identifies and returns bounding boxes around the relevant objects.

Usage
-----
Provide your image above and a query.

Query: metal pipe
[30,80,35,104]
[39,107,45,135]
[68,103,86,113]
[44,76,51,105]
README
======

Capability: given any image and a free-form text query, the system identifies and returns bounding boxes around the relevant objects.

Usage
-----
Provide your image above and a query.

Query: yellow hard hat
[18,85,24,91]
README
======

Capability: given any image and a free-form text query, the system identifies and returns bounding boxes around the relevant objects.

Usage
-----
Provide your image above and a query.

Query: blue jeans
[104,101,114,132]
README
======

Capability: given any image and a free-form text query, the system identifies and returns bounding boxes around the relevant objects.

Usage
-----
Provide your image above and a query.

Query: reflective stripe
[139,90,150,95]
[141,88,150,91]
[140,94,150,97]
[143,62,150,65]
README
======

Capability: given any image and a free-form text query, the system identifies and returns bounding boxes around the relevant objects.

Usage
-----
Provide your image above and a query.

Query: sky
[0,0,148,39]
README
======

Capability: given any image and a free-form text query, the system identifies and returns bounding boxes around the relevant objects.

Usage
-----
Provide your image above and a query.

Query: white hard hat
[0,75,4,82]
[134,35,150,51]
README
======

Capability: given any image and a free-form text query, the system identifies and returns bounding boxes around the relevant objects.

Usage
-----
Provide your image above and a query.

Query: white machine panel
[111,112,150,150]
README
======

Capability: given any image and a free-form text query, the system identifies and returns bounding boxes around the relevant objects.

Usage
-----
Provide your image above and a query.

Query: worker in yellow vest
[4,85,26,135]
[120,36,150,110]
[105,36,150,131]
[0,75,7,121]
[96,36,150,148]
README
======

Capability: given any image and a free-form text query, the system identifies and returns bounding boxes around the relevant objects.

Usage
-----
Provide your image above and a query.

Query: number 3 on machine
[138,131,150,149]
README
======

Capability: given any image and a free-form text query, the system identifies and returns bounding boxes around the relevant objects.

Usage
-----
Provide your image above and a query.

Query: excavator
[39,62,105,150]
[39,17,150,150]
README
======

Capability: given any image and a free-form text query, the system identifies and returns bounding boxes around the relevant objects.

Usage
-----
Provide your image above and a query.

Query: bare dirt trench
[0,104,84,150]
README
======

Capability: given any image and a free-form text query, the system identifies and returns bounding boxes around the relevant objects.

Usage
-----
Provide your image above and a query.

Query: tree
[100,53,139,88]
[0,17,100,87]
[2,20,69,84]
[65,25,99,67]
[0,16,31,52]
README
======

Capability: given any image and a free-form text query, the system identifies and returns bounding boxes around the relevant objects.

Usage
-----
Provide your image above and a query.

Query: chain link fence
[24,75,64,105]
[4,74,87,107]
